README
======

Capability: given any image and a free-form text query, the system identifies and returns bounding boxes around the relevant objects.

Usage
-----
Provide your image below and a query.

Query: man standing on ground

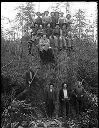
[59,82,70,118]
[45,84,56,119]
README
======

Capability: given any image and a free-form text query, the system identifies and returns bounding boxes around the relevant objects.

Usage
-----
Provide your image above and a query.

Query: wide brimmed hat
[36,12,41,15]
[66,14,71,19]
[55,11,59,14]
[62,22,67,26]
[55,11,59,16]
[44,11,49,14]
[30,25,35,29]
[50,12,55,14]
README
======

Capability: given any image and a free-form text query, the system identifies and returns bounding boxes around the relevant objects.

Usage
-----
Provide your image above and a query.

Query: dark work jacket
[53,27,60,36]
[51,16,56,24]
[55,16,59,24]
[59,88,70,105]
[50,16,56,29]
[35,16,42,25]
[74,84,84,98]
[45,89,56,105]
[45,27,53,37]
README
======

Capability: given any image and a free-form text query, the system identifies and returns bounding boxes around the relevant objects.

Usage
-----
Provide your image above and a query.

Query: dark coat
[50,16,56,29]
[53,27,60,36]
[59,88,70,105]
[45,88,56,105]
[35,16,42,25]
[45,27,53,37]
[74,83,84,98]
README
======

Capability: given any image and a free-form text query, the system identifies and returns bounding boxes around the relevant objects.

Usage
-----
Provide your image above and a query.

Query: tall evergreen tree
[73,9,87,39]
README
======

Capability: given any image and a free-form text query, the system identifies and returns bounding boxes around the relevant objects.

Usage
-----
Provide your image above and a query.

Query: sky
[1,2,97,36]
[1,2,97,19]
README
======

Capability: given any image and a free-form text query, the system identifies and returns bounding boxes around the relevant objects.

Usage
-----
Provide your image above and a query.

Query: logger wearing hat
[42,12,46,28]
[58,12,66,28]
[43,10,51,28]
[50,12,56,29]
[52,22,61,51]
[66,13,72,32]
[45,83,56,118]
[36,12,41,16]
[66,13,71,20]
[54,11,60,24]
[35,12,42,27]
[44,11,49,15]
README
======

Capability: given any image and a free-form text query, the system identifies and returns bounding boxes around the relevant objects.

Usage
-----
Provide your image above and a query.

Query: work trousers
[54,36,67,50]
[76,96,83,114]
[46,99,55,118]
[59,99,69,118]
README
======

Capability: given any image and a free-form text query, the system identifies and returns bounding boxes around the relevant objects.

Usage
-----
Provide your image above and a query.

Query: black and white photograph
[1,2,98,128]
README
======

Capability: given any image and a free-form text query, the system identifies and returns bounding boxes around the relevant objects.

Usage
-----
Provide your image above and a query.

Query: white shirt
[30,71,32,80]
[63,89,68,99]
[50,89,53,92]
